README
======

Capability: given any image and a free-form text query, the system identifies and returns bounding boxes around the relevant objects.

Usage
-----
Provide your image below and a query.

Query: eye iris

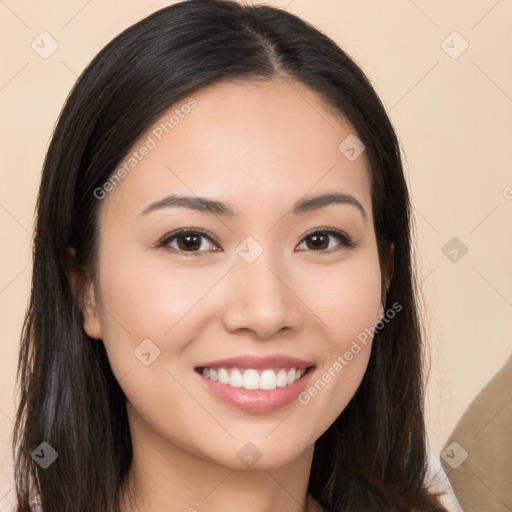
[178,233,202,251]
[308,233,329,250]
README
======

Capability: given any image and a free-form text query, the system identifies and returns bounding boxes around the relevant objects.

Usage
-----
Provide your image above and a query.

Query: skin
[78,78,392,512]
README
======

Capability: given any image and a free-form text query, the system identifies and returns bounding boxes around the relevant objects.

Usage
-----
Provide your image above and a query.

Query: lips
[194,354,316,412]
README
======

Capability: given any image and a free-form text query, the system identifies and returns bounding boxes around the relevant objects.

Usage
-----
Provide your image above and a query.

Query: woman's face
[82,78,386,470]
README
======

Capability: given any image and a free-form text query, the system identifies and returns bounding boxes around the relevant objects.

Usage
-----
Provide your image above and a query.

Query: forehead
[99,78,372,222]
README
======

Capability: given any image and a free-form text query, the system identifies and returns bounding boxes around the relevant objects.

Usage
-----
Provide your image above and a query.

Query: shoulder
[425,451,464,512]
[307,493,325,512]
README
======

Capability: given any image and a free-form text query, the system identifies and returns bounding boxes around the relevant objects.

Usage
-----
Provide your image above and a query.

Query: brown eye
[159,229,219,254]
[176,233,203,251]
[296,229,353,252]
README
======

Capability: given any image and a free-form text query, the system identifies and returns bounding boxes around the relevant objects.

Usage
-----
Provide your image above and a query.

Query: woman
[12,1,460,511]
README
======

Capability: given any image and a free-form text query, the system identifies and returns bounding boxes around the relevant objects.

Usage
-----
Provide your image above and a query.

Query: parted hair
[14,1,447,511]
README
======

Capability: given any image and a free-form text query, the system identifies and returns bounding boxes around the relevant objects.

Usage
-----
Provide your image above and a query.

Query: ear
[384,242,395,292]
[65,247,103,340]
[378,242,395,318]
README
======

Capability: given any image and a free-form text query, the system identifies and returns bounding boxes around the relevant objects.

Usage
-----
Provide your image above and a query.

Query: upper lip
[195,355,315,370]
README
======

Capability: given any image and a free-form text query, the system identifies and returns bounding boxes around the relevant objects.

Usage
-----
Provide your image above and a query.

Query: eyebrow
[140,192,366,220]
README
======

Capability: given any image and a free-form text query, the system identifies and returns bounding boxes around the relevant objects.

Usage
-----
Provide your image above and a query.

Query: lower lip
[196,367,315,413]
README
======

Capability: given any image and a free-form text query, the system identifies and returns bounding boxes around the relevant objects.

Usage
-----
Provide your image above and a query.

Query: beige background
[1,0,511,506]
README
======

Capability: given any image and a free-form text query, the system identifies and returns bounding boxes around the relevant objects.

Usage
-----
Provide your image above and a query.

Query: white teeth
[260,369,276,390]
[243,369,259,390]
[200,367,308,390]
[218,368,229,384]
[276,369,288,388]
[228,369,243,388]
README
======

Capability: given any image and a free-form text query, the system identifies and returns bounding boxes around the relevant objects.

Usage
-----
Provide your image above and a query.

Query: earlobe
[65,247,103,340]
[82,283,103,340]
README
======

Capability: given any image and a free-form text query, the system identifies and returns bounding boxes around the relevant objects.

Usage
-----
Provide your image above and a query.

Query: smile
[195,365,316,413]
[197,367,310,390]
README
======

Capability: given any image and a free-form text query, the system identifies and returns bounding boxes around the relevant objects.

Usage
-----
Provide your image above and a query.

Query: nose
[220,253,304,339]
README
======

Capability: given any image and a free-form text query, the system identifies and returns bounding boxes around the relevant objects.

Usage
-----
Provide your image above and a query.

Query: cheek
[304,251,383,345]
[93,244,224,378]
[97,246,208,333]
[93,251,216,430]
[294,252,382,424]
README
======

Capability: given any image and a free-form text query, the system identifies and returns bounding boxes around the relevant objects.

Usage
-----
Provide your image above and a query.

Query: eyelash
[157,227,356,256]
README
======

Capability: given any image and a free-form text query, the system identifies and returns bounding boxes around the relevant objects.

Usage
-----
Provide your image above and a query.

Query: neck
[119,405,315,512]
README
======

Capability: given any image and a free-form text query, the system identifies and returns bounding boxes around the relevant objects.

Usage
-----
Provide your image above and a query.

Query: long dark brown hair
[13,1,447,511]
